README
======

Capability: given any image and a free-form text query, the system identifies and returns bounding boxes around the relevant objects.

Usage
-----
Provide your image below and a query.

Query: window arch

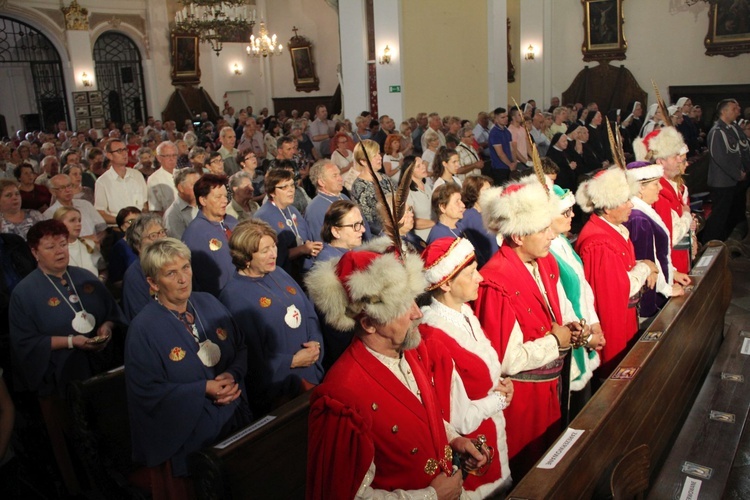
[93,32,147,126]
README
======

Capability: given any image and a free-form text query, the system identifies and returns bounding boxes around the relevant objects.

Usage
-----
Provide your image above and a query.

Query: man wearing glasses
[147,141,179,215]
[95,139,148,224]
[44,174,107,241]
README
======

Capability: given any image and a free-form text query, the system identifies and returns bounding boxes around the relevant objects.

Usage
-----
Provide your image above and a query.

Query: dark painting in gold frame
[581,0,627,62]
[171,32,201,85]
[705,1,750,57]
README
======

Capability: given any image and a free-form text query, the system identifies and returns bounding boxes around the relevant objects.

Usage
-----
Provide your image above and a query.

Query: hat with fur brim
[633,126,688,161]
[576,167,639,213]
[421,237,476,291]
[304,249,426,332]
[626,161,663,182]
[479,181,557,237]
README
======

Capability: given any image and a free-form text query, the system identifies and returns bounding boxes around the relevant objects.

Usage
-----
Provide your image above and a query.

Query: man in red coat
[575,167,658,377]
[634,126,697,274]
[471,180,582,480]
[305,248,486,499]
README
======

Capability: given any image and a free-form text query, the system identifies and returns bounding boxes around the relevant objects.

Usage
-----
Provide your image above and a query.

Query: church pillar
[144,0,172,118]
[373,0,404,123]
[338,0,369,119]
[519,0,551,105]
[487,0,509,108]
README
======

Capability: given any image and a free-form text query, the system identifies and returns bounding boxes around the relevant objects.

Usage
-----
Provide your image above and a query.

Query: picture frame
[288,33,320,93]
[581,0,627,62]
[88,91,102,104]
[89,104,104,117]
[73,92,88,104]
[92,117,105,129]
[171,32,201,85]
[74,105,89,119]
[76,118,91,131]
[705,1,750,57]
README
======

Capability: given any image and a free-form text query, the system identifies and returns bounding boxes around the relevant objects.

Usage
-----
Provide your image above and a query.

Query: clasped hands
[206,372,241,405]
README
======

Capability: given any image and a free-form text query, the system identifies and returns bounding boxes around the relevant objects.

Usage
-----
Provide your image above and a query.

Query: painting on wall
[73,92,88,104]
[705,0,750,56]
[289,30,320,93]
[581,0,627,62]
[171,32,201,85]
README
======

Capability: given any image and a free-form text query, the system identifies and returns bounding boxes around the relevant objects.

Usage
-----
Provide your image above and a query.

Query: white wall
[338,0,368,120]
[373,0,404,123]
[549,0,750,107]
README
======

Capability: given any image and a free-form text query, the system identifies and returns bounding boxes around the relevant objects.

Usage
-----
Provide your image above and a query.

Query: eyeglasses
[144,229,167,240]
[52,184,74,191]
[562,208,573,218]
[159,154,178,159]
[337,220,365,231]
[110,147,128,154]
[276,183,296,191]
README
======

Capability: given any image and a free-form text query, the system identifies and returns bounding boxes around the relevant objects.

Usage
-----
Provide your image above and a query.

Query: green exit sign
[389,85,401,93]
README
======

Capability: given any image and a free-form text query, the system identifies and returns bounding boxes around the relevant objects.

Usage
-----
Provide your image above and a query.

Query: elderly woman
[126,238,250,482]
[254,168,320,278]
[235,149,264,203]
[457,175,498,268]
[350,139,394,236]
[15,163,51,213]
[317,200,366,262]
[419,237,514,497]
[623,162,688,322]
[431,146,463,190]
[226,171,259,221]
[61,164,95,204]
[9,220,123,493]
[53,206,103,279]
[122,213,168,320]
[189,146,207,170]
[426,183,465,244]
[205,151,226,176]
[181,174,237,296]
[383,134,404,183]
[546,133,577,191]
[548,184,604,417]
[219,220,323,414]
[0,179,44,239]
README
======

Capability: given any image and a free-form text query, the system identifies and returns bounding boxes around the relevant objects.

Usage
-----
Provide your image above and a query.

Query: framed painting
[92,117,105,129]
[171,32,201,85]
[705,0,750,57]
[88,91,102,104]
[581,0,627,62]
[289,33,320,93]
[89,104,104,117]
[73,92,88,104]
[76,118,91,131]
[74,105,89,119]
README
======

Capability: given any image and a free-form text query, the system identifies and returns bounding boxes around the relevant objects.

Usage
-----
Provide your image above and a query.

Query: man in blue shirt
[487,107,517,186]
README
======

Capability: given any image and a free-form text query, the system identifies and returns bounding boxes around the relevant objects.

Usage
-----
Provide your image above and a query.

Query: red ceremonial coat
[419,306,509,496]
[307,337,452,499]
[575,214,638,376]
[653,178,690,273]
[471,244,564,478]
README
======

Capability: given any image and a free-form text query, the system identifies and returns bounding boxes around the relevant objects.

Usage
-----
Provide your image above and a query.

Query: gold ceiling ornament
[62,0,89,31]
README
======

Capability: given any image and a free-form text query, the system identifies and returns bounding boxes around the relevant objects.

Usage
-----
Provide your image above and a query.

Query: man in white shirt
[147,141,179,215]
[218,126,239,176]
[95,139,148,224]
[473,111,491,158]
[421,112,447,152]
[164,167,201,239]
[44,174,107,240]
[238,118,266,159]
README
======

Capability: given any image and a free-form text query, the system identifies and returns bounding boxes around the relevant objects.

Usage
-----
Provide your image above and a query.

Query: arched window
[0,16,68,133]
[93,32,147,126]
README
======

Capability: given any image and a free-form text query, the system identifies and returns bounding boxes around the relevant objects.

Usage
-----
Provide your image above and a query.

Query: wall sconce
[233,63,242,75]
[379,45,391,65]
[81,72,92,87]
[525,45,536,61]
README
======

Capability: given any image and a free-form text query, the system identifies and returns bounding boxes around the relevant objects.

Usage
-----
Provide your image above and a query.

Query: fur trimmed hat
[552,184,576,212]
[633,126,688,161]
[576,167,639,213]
[304,249,426,332]
[626,161,663,182]
[421,237,476,291]
[479,181,557,237]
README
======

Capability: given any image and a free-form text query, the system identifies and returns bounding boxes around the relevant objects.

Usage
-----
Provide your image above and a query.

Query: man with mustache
[306,248,485,499]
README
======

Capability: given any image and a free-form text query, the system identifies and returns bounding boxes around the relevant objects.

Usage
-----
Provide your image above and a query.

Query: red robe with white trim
[471,245,563,479]
[307,338,452,499]
[653,177,690,273]
[575,214,639,376]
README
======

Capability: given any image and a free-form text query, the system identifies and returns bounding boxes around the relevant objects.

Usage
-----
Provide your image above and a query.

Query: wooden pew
[647,322,750,499]
[189,391,311,500]
[507,242,731,499]
[67,366,149,500]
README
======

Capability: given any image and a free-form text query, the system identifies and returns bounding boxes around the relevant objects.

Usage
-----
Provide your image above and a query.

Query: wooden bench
[67,366,149,500]
[507,242,731,499]
[647,322,750,499]
[189,391,311,500]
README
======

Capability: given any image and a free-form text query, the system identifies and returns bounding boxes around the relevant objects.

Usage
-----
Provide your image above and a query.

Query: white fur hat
[305,249,426,332]
[479,181,557,237]
[633,126,688,161]
[576,167,639,213]
[626,161,664,182]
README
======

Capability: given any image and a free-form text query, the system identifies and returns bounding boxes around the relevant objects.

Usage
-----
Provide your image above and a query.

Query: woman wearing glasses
[317,200,366,262]
[121,213,169,320]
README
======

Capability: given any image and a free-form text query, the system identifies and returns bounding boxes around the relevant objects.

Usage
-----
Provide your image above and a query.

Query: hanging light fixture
[246,21,283,58]
[174,0,256,56]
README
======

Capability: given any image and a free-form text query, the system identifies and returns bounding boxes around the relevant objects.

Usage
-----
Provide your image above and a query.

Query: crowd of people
[0,95,748,499]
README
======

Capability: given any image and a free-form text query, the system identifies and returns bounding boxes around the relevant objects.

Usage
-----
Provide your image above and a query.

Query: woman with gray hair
[225,171,259,222]
[121,213,168,320]
[125,238,250,484]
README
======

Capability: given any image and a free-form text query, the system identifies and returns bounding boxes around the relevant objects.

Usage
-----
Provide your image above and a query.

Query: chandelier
[246,21,283,58]
[174,0,256,56]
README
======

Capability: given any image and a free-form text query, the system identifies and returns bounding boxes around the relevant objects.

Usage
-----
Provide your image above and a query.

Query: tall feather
[614,126,628,168]
[652,79,672,130]
[512,97,549,196]
[353,134,402,257]
[394,158,415,227]
[605,117,626,170]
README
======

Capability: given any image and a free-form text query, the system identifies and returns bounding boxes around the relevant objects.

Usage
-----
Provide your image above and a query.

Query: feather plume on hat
[480,182,557,237]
